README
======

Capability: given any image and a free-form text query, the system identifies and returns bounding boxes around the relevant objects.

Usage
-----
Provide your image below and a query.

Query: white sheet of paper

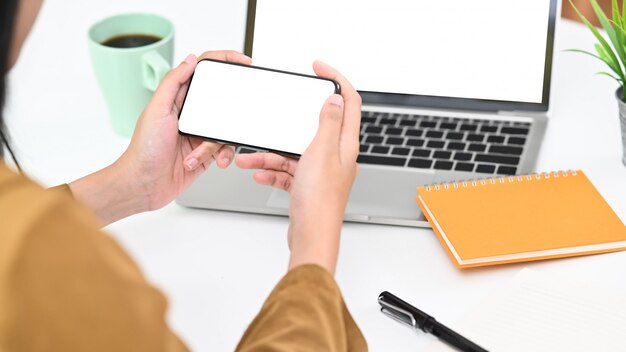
[425,269,626,352]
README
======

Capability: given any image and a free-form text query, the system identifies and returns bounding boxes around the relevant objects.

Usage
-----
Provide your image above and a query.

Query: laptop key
[508,137,527,145]
[365,126,383,134]
[476,164,496,174]
[501,127,530,135]
[413,149,431,157]
[434,160,454,170]
[454,152,472,161]
[357,155,406,166]
[466,134,484,142]
[498,166,518,175]
[392,147,411,156]
[460,124,477,132]
[386,137,405,145]
[487,135,505,144]
[380,118,397,125]
[468,143,487,152]
[408,158,433,168]
[366,135,384,144]
[433,151,452,159]
[359,144,370,153]
[238,147,258,154]
[427,140,445,148]
[480,125,498,133]
[440,122,458,130]
[420,121,437,128]
[406,129,423,137]
[475,154,520,165]
[372,146,390,154]
[387,128,403,135]
[489,145,523,156]
[399,120,416,127]
[407,138,425,147]
[446,132,464,140]
[361,117,376,124]
[426,130,444,138]
[447,142,466,150]
[455,162,475,172]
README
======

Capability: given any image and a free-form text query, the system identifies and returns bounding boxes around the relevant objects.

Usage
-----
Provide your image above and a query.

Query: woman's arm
[235,61,366,350]
[69,51,251,226]
[1,165,188,351]
[236,60,361,274]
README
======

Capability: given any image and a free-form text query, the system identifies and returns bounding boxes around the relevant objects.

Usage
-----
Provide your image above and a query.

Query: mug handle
[142,51,170,91]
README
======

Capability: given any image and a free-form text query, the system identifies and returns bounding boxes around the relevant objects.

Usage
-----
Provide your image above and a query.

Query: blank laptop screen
[250,0,551,104]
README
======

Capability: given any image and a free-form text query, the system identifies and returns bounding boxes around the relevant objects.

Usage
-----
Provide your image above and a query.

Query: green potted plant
[570,0,626,166]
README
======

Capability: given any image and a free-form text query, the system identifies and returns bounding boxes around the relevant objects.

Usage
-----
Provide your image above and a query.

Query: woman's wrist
[69,160,149,226]
[287,213,343,274]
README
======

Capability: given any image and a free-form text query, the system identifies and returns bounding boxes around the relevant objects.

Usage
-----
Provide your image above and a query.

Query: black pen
[378,291,488,352]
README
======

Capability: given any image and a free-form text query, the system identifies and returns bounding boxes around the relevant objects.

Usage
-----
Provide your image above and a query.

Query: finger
[184,141,223,171]
[156,54,198,107]
[312,94,344,151]
[312,60,362,157]
[235,152,298,176]
[174,79,192,113]
[215,145,236,169]
[253,170,293,192]
[198,50,252,65]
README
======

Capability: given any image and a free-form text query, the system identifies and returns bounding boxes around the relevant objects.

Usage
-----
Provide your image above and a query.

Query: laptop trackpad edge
[266,166,435,221]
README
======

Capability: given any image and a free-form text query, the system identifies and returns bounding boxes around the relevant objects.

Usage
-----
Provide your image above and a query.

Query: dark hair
[0,0,20,168]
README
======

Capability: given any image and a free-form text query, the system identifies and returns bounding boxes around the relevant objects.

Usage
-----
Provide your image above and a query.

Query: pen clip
[379,298,418,330]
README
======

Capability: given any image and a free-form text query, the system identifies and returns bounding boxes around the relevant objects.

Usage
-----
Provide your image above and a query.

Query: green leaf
[570,0,625,80]
[596,71,622,82]
[564,48,604,61]
[595,43,622,75]
[623,0,626,26]
[590,0,626,71]
[613,0,621,27]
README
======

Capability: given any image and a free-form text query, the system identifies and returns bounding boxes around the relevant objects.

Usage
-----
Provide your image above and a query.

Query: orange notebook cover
[416,170,626,268]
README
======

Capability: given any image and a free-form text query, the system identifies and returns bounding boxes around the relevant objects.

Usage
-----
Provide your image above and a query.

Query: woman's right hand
[235,61,362,274]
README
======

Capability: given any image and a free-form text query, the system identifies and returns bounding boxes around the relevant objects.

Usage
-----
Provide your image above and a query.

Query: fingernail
[328,94,344,108]
[186,157,199,170]
[182,54,195,66]
[221,156,230,165]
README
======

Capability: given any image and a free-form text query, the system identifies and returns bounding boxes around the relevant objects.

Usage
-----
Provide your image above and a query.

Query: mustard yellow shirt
[0,163,366,351]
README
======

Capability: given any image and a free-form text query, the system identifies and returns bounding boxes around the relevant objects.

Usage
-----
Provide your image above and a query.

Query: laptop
[177,0,558,227]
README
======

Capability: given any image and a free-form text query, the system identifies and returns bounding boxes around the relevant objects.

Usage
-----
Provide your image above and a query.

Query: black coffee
[102,34,161,48]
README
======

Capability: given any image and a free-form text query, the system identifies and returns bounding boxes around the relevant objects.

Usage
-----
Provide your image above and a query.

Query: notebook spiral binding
[424,170,578,191]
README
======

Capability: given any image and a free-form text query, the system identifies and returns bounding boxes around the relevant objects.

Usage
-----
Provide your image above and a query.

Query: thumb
[312,94,344,149]
[154,54,197,104]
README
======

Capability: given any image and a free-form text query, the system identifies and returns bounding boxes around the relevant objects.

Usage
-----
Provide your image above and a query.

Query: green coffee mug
[88,13,174,137]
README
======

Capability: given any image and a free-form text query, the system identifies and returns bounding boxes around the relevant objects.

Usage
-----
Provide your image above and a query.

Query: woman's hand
[236,61,362,274]
[70,51,252,226]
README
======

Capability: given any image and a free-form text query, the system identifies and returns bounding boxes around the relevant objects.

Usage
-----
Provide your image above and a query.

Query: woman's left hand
[70,51,252,225]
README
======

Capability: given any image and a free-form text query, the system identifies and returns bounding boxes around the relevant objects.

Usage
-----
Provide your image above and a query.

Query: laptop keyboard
[236,111,530,176]
[358,111,530,175]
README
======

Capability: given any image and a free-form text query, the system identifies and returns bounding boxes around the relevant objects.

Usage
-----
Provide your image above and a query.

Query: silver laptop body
[177,0,558,227]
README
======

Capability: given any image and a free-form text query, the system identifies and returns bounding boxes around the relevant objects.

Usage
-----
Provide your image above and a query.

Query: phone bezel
[177,58,341,158]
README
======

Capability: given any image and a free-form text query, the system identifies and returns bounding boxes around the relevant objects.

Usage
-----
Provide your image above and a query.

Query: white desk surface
[5,0,626,351]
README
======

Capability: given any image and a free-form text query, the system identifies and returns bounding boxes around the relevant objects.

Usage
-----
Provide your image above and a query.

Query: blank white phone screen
[178,60,338,155]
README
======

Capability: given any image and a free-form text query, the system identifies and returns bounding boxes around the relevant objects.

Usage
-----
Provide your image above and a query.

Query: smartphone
[178,59,340,157]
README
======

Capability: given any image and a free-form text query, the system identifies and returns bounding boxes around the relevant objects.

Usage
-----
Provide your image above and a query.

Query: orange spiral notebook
[416,170,626,268]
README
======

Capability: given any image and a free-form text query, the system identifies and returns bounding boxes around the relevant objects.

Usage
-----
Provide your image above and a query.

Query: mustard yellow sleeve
[0,166,187,352]
[236,264,367,352]
[48,183,73,196]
